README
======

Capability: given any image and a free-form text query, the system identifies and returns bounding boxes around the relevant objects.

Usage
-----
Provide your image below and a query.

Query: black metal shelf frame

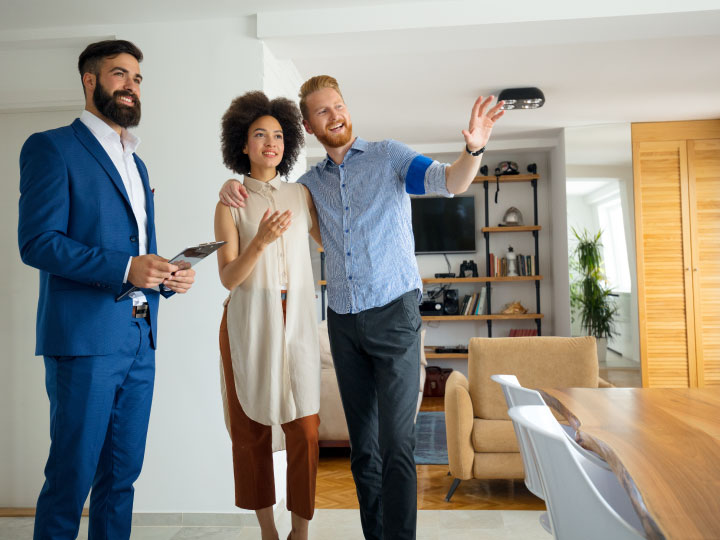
[483,178,542,337]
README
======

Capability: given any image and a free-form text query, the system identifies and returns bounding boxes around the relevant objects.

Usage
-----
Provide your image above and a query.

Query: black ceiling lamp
[497,87,545,110]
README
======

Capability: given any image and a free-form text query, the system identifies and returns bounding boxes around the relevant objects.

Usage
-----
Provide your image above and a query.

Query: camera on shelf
[459,260,479,278]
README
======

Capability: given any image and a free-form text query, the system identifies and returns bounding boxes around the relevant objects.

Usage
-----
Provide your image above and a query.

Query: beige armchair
[317,320,427,445]
[444,336,612,500]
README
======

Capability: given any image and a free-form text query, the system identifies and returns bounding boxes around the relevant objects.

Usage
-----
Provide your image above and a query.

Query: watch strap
[465,144,485,156]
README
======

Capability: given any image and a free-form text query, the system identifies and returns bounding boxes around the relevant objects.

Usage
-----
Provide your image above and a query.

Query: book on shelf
[461,294,470,316]
[488,252,536,277]
[460,294,471,316]
[467,293,478,315]
[476,287,487,315]
[509,328,538,337]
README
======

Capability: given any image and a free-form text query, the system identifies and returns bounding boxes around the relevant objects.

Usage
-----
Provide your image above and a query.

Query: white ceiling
[2,0,719,157]
[566,179,615,197]
[258,1,720,154]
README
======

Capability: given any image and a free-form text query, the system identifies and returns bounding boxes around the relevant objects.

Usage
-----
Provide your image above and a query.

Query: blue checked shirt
[299,137,451,314]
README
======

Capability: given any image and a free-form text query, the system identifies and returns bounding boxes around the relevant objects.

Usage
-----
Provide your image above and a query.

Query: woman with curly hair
[214,91,322,540]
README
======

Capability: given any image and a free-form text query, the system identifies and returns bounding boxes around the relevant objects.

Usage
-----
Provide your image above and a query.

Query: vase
[596,336,608,364]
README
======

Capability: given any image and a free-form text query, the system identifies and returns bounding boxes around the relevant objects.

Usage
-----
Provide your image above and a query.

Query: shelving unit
[422,313,543,322]
[424,346,469,360]
[419,276,543,325]
[419,174,543,338]
[422,276,542,284]
[482,173,542,336]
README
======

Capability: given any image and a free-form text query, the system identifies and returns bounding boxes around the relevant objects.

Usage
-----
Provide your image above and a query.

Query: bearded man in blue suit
[18,40,195,540]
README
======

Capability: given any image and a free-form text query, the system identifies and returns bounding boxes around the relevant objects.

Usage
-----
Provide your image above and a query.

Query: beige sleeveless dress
[223,175,320,432]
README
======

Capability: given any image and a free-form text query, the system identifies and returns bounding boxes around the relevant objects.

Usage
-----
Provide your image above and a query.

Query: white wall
[0,109,78,508]
[0,17,294,512]
[549,136,571,337]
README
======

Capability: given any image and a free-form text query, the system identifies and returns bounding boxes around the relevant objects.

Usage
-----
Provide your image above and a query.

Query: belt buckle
[132,303,149,318]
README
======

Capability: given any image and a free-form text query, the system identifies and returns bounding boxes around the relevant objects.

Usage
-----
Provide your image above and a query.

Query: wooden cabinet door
[688,139,720,386]
[633,141,697,387]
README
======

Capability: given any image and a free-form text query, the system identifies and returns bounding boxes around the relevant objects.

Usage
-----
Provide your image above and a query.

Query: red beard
[315,120,353,148]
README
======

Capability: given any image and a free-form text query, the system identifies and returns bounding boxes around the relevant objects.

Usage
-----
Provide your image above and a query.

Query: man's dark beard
[93,79,141,128]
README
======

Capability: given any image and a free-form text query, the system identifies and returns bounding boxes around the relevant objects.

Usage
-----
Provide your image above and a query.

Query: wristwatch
[465,144,485,156]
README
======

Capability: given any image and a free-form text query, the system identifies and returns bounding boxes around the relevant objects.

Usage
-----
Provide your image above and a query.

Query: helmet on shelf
[500,206,524,226]
[495,161,519,175]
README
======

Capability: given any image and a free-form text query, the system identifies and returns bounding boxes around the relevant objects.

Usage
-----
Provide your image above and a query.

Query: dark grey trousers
[327,289,421,540]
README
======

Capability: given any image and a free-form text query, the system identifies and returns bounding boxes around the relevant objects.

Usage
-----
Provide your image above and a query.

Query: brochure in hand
[115,241,226,301]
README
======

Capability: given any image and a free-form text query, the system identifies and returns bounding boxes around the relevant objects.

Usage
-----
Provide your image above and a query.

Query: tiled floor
[0,509,548,539]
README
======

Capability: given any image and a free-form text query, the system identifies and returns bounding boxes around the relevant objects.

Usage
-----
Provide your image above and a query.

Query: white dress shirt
[80,110,148,303]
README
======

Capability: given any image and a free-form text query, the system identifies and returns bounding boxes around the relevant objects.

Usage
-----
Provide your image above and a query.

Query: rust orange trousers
[219,304,319,520]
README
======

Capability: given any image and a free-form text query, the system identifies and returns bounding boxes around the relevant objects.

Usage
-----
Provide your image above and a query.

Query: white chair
[492,374,619,536]
[490,374,546,499]
[509,404,646,539]
[491,374,610,472]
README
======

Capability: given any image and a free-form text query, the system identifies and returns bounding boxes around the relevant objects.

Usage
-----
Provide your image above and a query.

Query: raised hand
[462,96,505,153]
[255,208,292,245]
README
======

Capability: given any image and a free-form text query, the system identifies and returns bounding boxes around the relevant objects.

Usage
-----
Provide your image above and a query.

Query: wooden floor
[315,451,545,511]
[316,396,545,511]
[316,359,642,511]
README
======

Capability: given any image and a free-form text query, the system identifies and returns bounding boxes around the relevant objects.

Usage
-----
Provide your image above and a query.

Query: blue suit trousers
[34,317,155,540]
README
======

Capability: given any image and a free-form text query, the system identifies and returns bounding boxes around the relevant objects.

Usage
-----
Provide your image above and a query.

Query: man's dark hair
[78,40,143,90]
[221,91,304,178]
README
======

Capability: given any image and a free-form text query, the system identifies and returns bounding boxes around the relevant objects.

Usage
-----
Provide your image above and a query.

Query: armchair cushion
[469,336,599,420]
[444,370,475,480]
[472,418,519,453]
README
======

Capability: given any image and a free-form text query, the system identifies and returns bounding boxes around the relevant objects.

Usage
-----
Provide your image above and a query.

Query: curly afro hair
[221,91,304,178]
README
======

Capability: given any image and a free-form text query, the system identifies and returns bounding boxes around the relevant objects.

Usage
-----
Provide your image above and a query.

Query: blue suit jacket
[18,119,168,356]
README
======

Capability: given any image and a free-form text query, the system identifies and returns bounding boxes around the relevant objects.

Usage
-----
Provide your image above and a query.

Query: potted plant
[570,228,617,363]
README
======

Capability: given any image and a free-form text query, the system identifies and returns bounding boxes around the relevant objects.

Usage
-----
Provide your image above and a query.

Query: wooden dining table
[538,387,720,540]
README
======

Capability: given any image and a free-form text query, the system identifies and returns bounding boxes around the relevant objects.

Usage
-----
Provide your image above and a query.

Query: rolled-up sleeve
[385,139,452,197]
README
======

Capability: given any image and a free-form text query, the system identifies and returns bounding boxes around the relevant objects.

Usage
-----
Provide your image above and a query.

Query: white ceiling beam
[303,136,560,158]
[257,0,720,38]
[0,25,116,44]
[260,10,720,61]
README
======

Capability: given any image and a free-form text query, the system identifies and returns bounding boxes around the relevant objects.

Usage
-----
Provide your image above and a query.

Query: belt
[132,303,149,319]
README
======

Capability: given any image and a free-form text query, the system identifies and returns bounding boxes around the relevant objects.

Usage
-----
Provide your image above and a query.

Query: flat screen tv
[411,196,476,254]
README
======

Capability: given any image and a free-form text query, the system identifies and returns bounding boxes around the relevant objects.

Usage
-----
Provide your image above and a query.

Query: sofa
[317,320,427,445]
[444,336,612,499]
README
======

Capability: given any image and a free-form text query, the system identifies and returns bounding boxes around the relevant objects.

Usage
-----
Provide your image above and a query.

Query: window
[597,194,631,293]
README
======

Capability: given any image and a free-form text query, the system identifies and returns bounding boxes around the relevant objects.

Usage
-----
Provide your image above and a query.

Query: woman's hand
[255,208,292,245]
